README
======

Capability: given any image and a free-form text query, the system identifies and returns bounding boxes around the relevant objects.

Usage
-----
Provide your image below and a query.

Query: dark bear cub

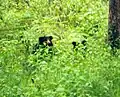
[72,40,87,50]
[72,39,87,57]
[32,36,53,54]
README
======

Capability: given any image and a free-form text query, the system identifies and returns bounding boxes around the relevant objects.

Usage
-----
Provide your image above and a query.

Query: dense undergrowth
[0,0,120,97]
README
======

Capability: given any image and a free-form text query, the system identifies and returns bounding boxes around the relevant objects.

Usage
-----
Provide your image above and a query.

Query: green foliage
[0,0,120,97]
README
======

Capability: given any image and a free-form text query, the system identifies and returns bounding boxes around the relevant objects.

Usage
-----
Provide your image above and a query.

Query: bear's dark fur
[32,36,53,54]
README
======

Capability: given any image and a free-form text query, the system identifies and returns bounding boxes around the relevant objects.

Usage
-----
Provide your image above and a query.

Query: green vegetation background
[0,0,120,97]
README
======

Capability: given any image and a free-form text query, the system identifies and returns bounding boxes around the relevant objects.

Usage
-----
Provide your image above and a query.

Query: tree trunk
[108,0,120,49]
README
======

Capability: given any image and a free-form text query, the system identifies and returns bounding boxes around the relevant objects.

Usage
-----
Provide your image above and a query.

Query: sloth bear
[39,36,53,46]
[32,36,53,54]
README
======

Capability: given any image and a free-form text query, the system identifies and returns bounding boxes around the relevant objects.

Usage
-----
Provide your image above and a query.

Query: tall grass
[0,0,120,97]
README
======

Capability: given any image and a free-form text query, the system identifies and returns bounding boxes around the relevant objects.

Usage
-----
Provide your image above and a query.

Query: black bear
[32,36,53,54]
[72,35,87,51]
[72,39,87,57]
[72,40,87,50]
[39,36,53,47]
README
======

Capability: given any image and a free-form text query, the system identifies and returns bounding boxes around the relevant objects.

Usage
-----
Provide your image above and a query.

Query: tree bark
[108,0,120,49]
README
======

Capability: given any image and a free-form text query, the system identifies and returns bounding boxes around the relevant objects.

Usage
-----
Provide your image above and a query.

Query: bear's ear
[72,41,76,46]
[49,36,53,40]
[81,40,87,45]
[39,37,45,43]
